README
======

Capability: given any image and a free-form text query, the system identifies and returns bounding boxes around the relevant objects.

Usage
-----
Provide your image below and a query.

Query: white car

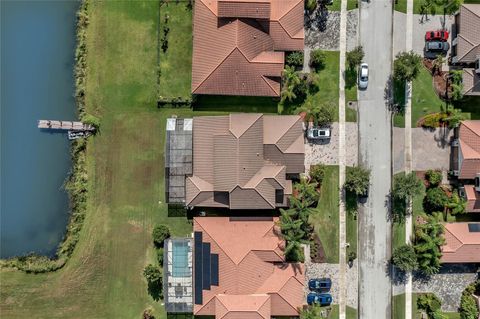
[358,63,368,90]
[307,127,331,140]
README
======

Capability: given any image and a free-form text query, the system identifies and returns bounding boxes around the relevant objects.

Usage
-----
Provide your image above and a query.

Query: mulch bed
[310,233,326,263]
[423,58,450,100]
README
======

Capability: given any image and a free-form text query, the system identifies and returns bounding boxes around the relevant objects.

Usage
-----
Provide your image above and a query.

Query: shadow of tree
[147,280,163,301]
[345,68,357,90]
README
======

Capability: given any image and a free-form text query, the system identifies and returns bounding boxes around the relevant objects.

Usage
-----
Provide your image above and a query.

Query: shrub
[310,49,326,71]
[459,280,480,319]
[293,76,308,102]
[417,293,442,316]
[414,215,444,275]
[157,248,164,266]
[345,166,370,196]
[392,244,418,272]
[392,172,424,201]
[286,51,304,68]
[316,102,335,127]
[423,187,448,213]
[143,307,155,319]
[82,113,100,130]
[143,264,163,301]
[152,225,170,247]
[309,165,326,186]
[305,0,317,13]
[425,170,442,187]
[346,46,364,70]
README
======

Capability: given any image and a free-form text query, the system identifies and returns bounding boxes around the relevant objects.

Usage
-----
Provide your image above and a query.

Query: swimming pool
[172,241,191,277]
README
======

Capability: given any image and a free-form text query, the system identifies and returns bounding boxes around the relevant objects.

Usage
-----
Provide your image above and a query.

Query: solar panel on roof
[202,243,211,290]
[194,232,203,305]
[468,223,480,232]
[211,253,219,286]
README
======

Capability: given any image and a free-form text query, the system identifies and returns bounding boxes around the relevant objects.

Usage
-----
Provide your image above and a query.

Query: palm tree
[432,55,445,75]
[283,228,308,258]
[446,192,466,215]
[414,215,445,275]
[294,176,319,207]
[281,66,300,102]
[296,101,319,125]
[279,208,303,233]
[444,107,465,128]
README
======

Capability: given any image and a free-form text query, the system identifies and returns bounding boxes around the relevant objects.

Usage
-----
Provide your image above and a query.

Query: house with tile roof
[191,0,304,97]
[193,217,305,317]
[441,222,480,263]
[453,121,480,213]
[186,114,304,209]
[450,4,480,96]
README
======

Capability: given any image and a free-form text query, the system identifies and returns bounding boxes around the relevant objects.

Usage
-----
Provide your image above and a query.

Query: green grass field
[0,2,222,318]
[158,1,192,98]
[327,0,359,11]
[393,294,406,319]
[310,166,340,263]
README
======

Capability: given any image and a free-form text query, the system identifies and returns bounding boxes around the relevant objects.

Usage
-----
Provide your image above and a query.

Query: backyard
[0,1,219,318]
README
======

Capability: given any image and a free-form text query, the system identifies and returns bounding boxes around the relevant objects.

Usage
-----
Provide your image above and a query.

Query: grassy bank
[393,294,406,319]
[310,166,340,263]
[0,1,218,317]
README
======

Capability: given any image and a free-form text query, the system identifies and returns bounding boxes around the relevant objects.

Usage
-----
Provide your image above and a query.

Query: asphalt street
[357,0,394,318]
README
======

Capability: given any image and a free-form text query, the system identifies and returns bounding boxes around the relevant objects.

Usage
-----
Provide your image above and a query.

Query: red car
[425,30,449,41]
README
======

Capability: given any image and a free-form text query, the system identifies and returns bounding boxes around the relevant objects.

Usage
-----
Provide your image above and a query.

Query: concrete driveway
[305,122,358,169]
[393,127,453,174]
[394,12,454,65]
[357,0,394,318]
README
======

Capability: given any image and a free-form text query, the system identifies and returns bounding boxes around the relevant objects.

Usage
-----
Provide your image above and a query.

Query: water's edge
[1,0,93,273]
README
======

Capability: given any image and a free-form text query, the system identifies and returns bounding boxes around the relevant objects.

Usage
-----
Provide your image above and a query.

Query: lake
[1,0,79,258]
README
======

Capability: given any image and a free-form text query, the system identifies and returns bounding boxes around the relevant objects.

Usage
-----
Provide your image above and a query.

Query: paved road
[357,0,394,318]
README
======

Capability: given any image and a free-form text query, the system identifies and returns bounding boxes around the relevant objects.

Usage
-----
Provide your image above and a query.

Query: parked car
[308,278,332,291]
[307,127,330,140]
[358,63,368,90]
[425,30,449,42]
[307,293,333,306]
[425,41,450,52]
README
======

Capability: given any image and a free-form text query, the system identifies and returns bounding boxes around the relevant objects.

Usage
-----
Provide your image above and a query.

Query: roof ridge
[196,221,240,266]
[273,0,302,21]
[277,1,304,38]
[258,296,271,319]
[193,46,239,93]
[269,290,299,314]
[463,3,480,19]
[261,75,281,96]
[444,226,465,251]
[275,116,301,146]
[277,275,305,310]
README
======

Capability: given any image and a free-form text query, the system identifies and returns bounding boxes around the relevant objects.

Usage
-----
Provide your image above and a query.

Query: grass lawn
[394,66,445,128]
[327,0,359,11]
[0,2,224,318]
[346,306,358,319]
[282,51,357,122]
[310,166,339,263]
[393,294,406,319]
[412,293,460,318]
[346,193,358,260]
[394,0,408,13]
[158,1,192,98]
[194,95,279,113]
[393,219,406,250]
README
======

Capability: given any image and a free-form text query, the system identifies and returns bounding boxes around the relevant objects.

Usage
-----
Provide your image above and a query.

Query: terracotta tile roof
[194,217,305,317]
[462,69,480,96]
[192,0,304,96]
[186,114,304,209]
[464,185,480,213]
[455,4,480,64]
[459,121,480,179]
[442,222,480,263]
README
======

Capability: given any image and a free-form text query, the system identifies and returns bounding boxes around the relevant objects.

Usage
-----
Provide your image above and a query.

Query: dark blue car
[308,278,332,291]
[307,292,333,306]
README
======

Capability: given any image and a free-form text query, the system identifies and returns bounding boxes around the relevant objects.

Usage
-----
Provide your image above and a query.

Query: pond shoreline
[1,0,93,273]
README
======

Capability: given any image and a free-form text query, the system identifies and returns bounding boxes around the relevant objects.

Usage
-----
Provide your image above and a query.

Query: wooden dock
[38,120,95,131]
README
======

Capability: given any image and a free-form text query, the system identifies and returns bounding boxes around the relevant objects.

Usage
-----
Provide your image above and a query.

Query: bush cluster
[459,280,480,319]
[152,225,170,247]
[309,49,326,71]
[286,51,304,68]
[157,96,192,108]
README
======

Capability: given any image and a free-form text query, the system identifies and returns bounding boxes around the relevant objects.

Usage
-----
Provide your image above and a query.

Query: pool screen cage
[164,238,194,313]
[165,117,193,205]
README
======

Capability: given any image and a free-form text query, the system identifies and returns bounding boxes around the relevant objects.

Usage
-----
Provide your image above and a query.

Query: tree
[294,175,319,206]
[346,46,364,70]
[393,172,424,201]
[152,224,170,247]
[414,216,445,275]
[309,164,326,186]
[392,244,418,272]
[425,170,442,188]
[345,166,370,196]
[310,49,327,71]
[450,84,464,102]
[459,280,480,319]
[143,307,155,319]
[417,294,442,315]
[393,51,423,82]
[446,191,466,215]
[83,113,100,130]
[143,264,163,301]
[281,66,301,102]
[286,51,304,68]
[423,187,448,213]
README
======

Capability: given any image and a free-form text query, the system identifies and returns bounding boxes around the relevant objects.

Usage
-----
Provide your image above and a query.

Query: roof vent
[253,35,257,39]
